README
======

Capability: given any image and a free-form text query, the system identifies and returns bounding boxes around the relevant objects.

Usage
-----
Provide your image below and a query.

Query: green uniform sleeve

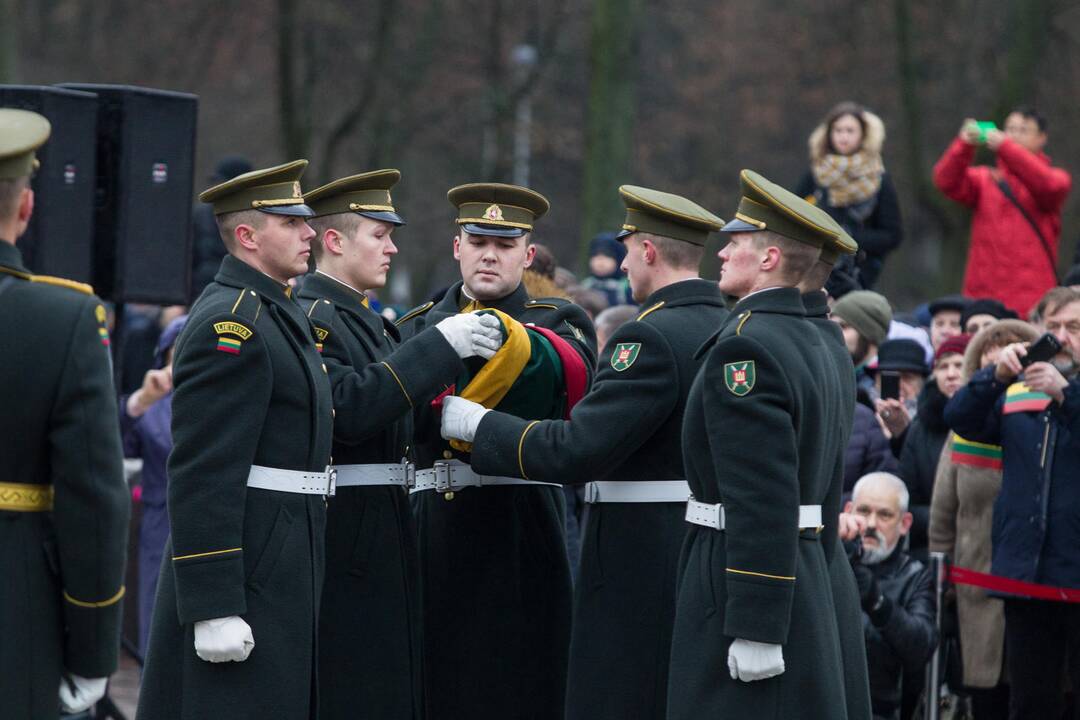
[326,323,463,443]
[166,313,272,625]
[702,335,799,644]
[50,297,130,678]
[471,321,677,483]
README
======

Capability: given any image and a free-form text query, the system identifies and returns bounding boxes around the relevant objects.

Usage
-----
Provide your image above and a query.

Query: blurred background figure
[846,472,938,720]
[593,303,638,353]
[933,108,1072,317]
[188,155,253,301]
[120,313,186,659]
[797,101,903,289]
[581,231,632,307]
[930,319,1037,720]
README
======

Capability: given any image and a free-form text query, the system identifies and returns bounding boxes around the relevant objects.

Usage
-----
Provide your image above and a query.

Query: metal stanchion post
[924,551,948,720]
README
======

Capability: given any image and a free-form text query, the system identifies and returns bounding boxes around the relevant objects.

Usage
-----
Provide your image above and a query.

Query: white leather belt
[410,460,560,494]
[247,465,336,497]
[583,480,691,504]
[334,462,415,488]
[685,499,822,530]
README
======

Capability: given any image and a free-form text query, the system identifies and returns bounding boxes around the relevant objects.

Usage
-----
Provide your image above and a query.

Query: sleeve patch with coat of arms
[610,342,641,372]
[724,361,756,396]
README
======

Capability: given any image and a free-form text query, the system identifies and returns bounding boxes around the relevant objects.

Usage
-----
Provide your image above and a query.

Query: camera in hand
[880,371,900,401]
[1020,333,1063,368]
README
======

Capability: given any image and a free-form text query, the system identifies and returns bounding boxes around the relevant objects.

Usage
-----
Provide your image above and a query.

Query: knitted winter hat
[831,290,892,346]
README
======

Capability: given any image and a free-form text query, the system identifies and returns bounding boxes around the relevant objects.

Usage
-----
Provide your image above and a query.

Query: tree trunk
[0,0,19,82]
[277,0,310,159]
[579,0,643,269]
[893,0,967,293]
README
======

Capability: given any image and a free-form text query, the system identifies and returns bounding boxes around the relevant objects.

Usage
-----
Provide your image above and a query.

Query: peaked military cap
[0,109,51,180]
[722,170,857,258]
[615,185,725,247]
[199,159,314,217]
[448,182,549,238]
[304,169,405,225]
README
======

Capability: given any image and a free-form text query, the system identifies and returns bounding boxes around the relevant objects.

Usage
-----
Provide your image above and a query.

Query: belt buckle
[433,461,454,493]
[583,482,599,504]
[402,461,416,489]
[326,466,337,497]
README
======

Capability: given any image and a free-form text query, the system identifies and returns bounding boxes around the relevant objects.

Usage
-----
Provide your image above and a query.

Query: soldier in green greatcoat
[0,108,130,719]
[396,182,596,720]
[801,241,874,720]
[440,185,727,720]
[667,170,847,719]
[297,170,503,719]
[137,161,335,720]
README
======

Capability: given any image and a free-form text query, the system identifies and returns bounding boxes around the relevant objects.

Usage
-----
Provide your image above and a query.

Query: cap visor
[720,218,761,234]
[615,228,635,241]
[259,203,315,218]
[359,210,406,226]
[461,223,526,238]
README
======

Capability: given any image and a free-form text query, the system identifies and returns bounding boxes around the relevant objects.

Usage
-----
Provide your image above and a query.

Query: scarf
[811,149,884,208]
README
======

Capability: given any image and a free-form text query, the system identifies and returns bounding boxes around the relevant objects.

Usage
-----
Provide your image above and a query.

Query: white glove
[194,615,255,663]
[440,395,490,443]
[58,673,108,713]
[727,638,784,682]
[435,312,504,360]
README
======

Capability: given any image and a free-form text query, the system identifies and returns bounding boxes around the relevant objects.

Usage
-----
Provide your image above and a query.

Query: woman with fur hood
[929,319,1038,720]
[796,101,904,289]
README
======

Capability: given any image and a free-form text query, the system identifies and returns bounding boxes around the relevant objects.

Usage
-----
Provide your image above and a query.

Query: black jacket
[861,549,938,720]
[898,383,950,559]
[845,403,900,495]
[795,171,903,289]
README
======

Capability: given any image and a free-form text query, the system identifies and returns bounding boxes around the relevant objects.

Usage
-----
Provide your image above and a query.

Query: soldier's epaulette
[524,297,571,311]
[30,273,93,295]
[734,310,752,336]
[305,297,335,350]
[636,301,665,321]
[395,300,434,326]
[229,288,262,325]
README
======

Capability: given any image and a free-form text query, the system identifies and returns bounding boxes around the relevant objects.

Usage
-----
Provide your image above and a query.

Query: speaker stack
[0,85,99,285]
[58,84,198,305]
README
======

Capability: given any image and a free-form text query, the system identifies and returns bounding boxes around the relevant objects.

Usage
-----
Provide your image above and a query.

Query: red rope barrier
[947,565,1080,603]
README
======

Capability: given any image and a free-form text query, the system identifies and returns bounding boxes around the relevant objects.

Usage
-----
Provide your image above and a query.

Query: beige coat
[928,319,1037,687]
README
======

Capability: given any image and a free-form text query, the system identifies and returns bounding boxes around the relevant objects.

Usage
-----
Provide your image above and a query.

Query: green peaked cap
[616,185,725,247]
[448,182,550,237]
[304,169,405,225]
[0,109,51,180]
[722,169,857,261]
[199,159,314,217]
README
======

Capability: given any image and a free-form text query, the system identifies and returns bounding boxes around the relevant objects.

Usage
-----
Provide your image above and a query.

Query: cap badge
[724,361,756,396]
[292,182,303,198]
[484,204,504,222]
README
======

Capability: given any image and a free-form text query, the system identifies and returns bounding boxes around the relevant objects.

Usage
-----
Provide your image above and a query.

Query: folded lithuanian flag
[439,308,587,452]
[950,433,1003,470]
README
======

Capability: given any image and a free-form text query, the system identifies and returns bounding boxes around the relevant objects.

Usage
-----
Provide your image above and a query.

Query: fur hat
[962,318,1039,381]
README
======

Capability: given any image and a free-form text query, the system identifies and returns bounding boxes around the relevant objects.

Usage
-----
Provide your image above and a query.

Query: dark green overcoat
[804,289,872,720]
[469,278,727,720]
[0,242,129,719]
[298,271,463,720]
[397,281,596,720]
[137,255,334,720]
[667,287,846,720]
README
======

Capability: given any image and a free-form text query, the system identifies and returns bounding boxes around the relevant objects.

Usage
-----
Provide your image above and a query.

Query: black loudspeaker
[0,85,99,283]
[58,84,198,305]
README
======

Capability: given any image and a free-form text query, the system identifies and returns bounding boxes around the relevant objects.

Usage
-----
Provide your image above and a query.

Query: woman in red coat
[933,107,1071,316]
